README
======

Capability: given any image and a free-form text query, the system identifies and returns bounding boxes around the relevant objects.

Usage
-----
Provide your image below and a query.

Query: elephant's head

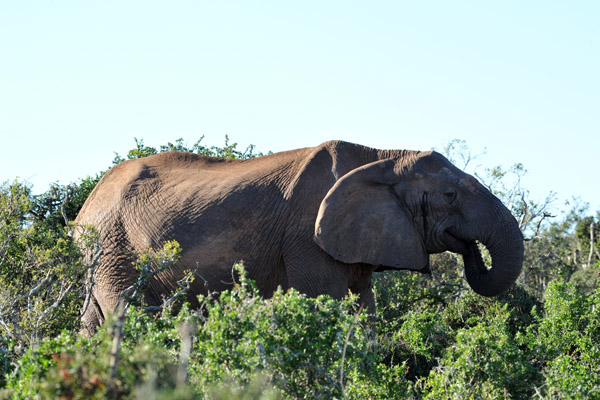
[313,151,523,297]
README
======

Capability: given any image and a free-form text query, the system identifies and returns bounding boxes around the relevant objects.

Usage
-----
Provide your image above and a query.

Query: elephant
[74,140,523,335]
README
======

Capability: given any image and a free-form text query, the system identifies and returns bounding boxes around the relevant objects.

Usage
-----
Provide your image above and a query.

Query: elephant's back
[76,153,226,228]
[73,142,387,231]
[74,150,308,241]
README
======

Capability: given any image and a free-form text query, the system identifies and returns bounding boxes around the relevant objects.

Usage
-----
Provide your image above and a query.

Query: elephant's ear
[314,159,428,270]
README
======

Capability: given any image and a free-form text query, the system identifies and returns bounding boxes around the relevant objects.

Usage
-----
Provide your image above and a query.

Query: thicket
[1,137,599,399]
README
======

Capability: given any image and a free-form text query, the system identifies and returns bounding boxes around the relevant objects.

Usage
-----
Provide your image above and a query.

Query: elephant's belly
[177,243,287,300]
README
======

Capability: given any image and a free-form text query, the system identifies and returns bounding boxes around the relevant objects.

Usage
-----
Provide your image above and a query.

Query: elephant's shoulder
[295,140,380,180]
[281,141,373,200]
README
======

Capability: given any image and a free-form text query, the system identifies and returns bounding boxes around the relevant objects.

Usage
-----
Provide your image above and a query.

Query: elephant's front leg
[354,281,376,316]
[283,247,354,299]
[347,264,377,316]
[284,246,377,311]
[347,264,379,347]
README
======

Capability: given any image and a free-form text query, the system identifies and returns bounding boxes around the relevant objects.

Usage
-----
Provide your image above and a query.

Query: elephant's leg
[79,250,128,336]
[354,282,376,316]
[348,268,378,346]
[80,283,126,336]
[283,248,350,299]
[283,247,377,306]
[80,293,104,337]
[347,265,377,332]
[79,245,136,335]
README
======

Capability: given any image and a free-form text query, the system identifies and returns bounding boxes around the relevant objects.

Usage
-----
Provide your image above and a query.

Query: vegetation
[1,137,599,398]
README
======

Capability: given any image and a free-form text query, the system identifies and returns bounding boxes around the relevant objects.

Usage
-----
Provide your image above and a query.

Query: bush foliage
[1,137,599,399]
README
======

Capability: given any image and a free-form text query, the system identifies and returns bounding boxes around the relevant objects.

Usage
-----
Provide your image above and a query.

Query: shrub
[524,279,600,399]
[112,136,265,165]
[1,242,190,399]
[2,307,191,399]
[0,181,100,356]
[542,354,600,399]
[191,265,410,399]
[395,311,449,379]
[3,264,413,399]
[442,286,540,336]
[422,306,536,400]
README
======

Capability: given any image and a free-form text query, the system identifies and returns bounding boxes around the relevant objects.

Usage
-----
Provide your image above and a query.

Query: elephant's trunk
[461,202,524,297]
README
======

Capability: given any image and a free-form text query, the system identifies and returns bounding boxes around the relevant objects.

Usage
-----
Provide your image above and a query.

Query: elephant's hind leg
[80,293,104,337]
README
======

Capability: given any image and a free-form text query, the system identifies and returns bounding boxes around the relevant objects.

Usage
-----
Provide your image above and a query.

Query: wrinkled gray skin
[75,141,523,335]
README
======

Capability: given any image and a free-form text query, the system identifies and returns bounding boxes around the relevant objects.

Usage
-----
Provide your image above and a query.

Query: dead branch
[60,185,74,226]
[177,320,197,386]
[340,303,364,394]
[107,303,127,398]
[587,220,595,269]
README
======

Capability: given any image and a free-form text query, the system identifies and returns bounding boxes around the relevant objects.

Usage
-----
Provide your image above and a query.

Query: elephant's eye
[443,188,457,204]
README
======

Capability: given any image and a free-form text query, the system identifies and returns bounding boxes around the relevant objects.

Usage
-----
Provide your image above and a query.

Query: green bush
[2,264,413,399]
[442,286,540,336]
[2,308,189,399]
[524,279,600,399]
[29,175,102,235]
[1,242,190,399]
[0,182,99,357]
[423,306,536,400]
[396,311,449,379]
[191,265,411,399]
[112,136,266,165]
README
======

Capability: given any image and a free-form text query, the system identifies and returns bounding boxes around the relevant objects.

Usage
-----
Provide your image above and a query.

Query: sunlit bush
[423,306,536,399]
[2,262,413,399]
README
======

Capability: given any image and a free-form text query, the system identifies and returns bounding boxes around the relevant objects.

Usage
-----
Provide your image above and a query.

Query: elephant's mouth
[442,230,472,255]
[426,222,471,255]
[427,231,493,276]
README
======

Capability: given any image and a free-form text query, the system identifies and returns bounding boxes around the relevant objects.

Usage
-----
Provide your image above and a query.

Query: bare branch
[0,314,26,345]
[107,303,127,398]
[60,184,74,226]
[76,243,102,328]
[38,281,76,323]
[27,270,54,298]
[340,303,364,393]
[177,320,197,386]
[587,220,595,269]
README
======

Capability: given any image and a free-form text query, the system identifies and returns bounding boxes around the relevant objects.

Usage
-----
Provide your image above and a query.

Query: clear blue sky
[1,1,599,213]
